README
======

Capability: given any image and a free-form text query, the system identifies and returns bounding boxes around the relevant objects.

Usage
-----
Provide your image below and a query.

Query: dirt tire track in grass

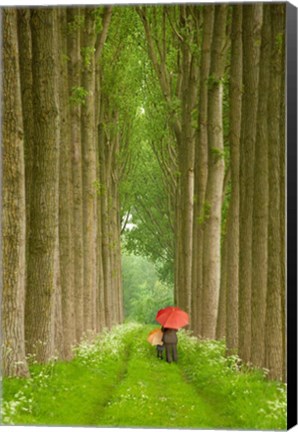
[95,327,233,429]
[87,326,138,425]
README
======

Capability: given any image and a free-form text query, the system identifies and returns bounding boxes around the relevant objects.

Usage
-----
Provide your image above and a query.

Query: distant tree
[122,254,173,323]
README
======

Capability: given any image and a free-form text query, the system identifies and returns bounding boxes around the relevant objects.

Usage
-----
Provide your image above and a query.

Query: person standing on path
[162,328,178,363]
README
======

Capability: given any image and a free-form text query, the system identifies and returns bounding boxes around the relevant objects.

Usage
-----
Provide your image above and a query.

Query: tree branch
[95,6,113,64]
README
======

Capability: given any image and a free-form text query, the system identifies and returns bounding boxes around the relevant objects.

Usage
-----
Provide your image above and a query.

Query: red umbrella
[156,306,189,329]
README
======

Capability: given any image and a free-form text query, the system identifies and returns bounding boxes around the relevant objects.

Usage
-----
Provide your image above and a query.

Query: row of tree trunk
[2,7,123,377]
[2,4,286,383]
[139,4,285,381]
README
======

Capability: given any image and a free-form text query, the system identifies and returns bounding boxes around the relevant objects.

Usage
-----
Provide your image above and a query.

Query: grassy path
[2,323,286,429]
[96,330,232,428]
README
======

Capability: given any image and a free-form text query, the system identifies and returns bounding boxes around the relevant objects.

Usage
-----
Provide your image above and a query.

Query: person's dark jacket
[162,328,178,344]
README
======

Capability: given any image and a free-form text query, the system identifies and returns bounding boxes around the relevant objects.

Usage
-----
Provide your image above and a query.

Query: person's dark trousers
[165,343,178,363]
[156,345,164,359]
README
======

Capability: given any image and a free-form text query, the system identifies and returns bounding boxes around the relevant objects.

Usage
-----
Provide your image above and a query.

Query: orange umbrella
[147,328,164,346]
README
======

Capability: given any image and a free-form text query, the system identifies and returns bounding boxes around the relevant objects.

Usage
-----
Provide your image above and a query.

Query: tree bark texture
[58,8,76,359]
[177,6,198,317]
[238,4,263,363]
[2,8,30,377]
[216,232,227,340]
[95,87,106,332]
[67,7,85,342]
[17,9,34,264]
[202,4,227,339]
[25,8,60,362]
[192,5,214,337]
[98,99,113,328]
[225,5,242,356]
[81,7,98,333]
[279,7,286,382]
[250,4,271,368]
[265,4,285,381]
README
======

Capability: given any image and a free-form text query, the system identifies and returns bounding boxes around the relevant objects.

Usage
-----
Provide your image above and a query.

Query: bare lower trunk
[25,8,60,362]
[216,233,227,340]
[2,8,29,377]
[225,5,242,356]
[251,4,271,368]
[81,7,97,334]
[265,4,285,381]
[67,8,84,342]
[192,5,214,337]
[238,4,262,363]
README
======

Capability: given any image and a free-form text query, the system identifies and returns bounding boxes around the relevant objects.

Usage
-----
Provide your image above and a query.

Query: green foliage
[122,253,173,323]
[197,200,211,225]
[168,96,181,116]
[178,330,286,430]
[2,323,141,426]
[128,280,173,324]
[275,32,284,53]
[2,324,286,430]
[98,327,231,429]
[81,46,95,68]
[92,7,105,34]
[221,180,231,240]
[69,86,89,106]
[67,13,85,33]
[93,179,106,196]
[207,73,222,90]
[211,146,225,162]
[121,138,175,284]
[97,7,176,284]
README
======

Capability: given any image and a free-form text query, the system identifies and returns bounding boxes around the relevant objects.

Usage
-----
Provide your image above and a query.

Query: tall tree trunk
[176,7,198,317]
[81,7,97,334]
[216,231,227,339]
[67,8,84,342]
[58,8,75,359]
[192,5,214,337]
[2,8,29,377]
[225,5,242,356]
[98,99,112,328]
[202,4,227,339]
[94,7,113,331]
[52,229,64,358]
[250,4,271,368]
[279,7,286,382]
[17,9,34,270]
[110,122,122,325]
[25,8,60,362]
[95,69,106,332]
[265,4,285,381]
[238,4,262,363]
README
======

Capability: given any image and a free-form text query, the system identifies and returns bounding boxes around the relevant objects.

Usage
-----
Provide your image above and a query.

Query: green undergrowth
[2,323,286,430]
[98,327,231,429]
[2,322,140,426]
[177,329,287,430]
